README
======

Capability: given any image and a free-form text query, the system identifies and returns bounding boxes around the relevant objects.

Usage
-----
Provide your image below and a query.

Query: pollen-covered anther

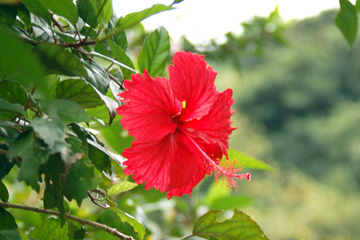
[213,158,251,191]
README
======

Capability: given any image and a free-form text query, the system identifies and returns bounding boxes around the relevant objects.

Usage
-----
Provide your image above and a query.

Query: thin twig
[0,201,134,240]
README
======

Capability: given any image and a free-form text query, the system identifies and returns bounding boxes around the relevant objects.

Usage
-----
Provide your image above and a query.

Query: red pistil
[182,130,251,190]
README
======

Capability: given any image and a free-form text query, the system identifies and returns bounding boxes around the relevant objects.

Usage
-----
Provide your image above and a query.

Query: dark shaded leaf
[336,0,358,46]
[20,0,51,24]
[112,30,127,51]
[138,26,170,77]
[0,81,28,105]
[68,158,99,206]
[35,43,87,77]
[88,87,118,125]
[17,3,31,26]
[0,208,17,230]
[0,5,17,24]
[7,131,49,191]
[88,144,111,174]
[108,40,134,80]
[77,0,98,28]
[0,181,9,202]
[29,218,68,240]
[193,209,268,240]
[38,0,78,25]
[0,150,15,180]
[55,79,104,108]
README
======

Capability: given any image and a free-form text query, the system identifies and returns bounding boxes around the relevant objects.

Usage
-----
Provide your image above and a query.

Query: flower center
[181,129,251,190]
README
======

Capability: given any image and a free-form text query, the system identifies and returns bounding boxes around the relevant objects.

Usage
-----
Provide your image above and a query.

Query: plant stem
[0,201,134,240]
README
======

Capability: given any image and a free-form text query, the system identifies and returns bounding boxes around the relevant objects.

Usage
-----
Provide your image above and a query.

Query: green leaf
[335,0,358,46]
[227,149,274,171]
[90,0,113,25]
[20,0,51,24]
[108,40,135,80]
[0,181,9,202]
[116,4,173,32]
[0,153,15,180]
[0,208,17,230]
[77,0,98,28]
[29,218,68,240]
[40,100,90,124]
[193,209,268,240]
[138,26,170,77]
[109,208,145,240]
[82,60,110,95]
[30,116,67,152]
[87,87,118,125]
[88,144,111,174]
[0,230,21,240]
[38,0,78,25]
[0,26,46,95]
[107,181,137,196]
[68,159,99,206]
[0,100,25,120]
[0,81,28,105]
[356,0,360,11]
[35,43,87,77]
[7,131,50,191]
[0,5,18,24]
[55,79,104,108]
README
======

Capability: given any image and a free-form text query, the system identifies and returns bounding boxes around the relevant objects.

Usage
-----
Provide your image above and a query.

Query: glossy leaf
[7,131,49,191]
[38,0,78,25]
[88,144,111,174]
[0,208,18,230]
[90,0,113,25]
[109,207,145,240]
[193,209,268,240]
[20,0,51,24]
[227,149,274,171]
[116,4,173,32]
[0,81,28,105]
[336,0,358,46]
[77,0,98,28]
[35,43,87,77]
[82,60,110,95]
[29,218,68,240]
[55,79,104,108]
[0,180,9,202]
[107,181,137,196]
[138,26,170,77]
[108,40,135,80]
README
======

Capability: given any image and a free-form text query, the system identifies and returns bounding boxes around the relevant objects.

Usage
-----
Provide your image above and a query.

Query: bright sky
[113,0,341,44]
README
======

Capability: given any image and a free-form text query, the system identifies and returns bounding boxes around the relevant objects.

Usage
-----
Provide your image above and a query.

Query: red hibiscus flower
[117,51,250,199]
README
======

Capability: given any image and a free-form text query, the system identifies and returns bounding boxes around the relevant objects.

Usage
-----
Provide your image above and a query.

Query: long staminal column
[181,129,251,190]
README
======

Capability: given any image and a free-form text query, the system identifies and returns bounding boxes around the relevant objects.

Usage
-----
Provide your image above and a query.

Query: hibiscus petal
[169,51,218,122]
[117,71,183,141]
[122,131,204,194]
[182,89,236,154]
